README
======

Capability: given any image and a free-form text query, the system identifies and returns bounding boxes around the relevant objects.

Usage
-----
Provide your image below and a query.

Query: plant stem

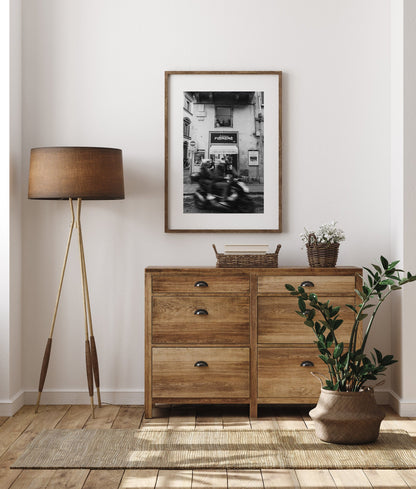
[347,272,386,391]
[348,300,367,355]
[361,290,392,352]
[349,271,385,355]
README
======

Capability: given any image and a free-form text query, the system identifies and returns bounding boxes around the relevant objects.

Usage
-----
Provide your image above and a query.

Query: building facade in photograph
[183,91,264,183]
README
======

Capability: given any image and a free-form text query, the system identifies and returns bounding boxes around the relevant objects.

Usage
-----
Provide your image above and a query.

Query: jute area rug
[12,429,416,470]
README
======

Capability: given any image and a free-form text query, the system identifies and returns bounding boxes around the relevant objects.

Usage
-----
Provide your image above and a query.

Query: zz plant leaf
[284,256,416,392]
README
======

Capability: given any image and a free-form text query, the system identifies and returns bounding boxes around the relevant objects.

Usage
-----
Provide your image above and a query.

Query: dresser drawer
[152,273,249,294]
[258,274,356,295]
[152,347,250,398]
[258,296,355,344]
[258,347,327,399]
[153,296,250,344]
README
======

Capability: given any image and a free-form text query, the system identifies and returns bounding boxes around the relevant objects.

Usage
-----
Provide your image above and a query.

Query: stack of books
[224,244,269,255]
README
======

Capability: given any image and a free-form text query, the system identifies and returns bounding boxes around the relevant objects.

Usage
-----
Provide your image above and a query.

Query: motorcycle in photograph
[191,173,255,213]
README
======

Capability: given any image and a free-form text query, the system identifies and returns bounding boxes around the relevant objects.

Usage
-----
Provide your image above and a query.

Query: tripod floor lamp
[28,147,124,417]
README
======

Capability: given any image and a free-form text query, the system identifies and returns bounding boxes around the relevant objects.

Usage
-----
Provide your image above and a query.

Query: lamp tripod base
[90,397,95,418]
[96,388,102,408]
[34,198,102,419]
[35,392,42,414]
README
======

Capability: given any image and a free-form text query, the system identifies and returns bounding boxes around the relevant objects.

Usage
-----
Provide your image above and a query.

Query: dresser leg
[144,403,153,419]
[250,401,258,419]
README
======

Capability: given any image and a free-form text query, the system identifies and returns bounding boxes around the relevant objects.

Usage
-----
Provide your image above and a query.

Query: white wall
[0,0,11,405]
[390,0,416,415]
[402,0,416,407]
[0,0,23,416]
[390,0,404,407]
[10,0,23,407]
[20,0,393,404]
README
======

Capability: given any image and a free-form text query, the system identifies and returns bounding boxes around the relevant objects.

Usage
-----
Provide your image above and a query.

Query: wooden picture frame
[165,71,282,233]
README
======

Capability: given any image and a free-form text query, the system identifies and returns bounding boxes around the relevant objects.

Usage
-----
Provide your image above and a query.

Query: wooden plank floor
[1,404,416,488]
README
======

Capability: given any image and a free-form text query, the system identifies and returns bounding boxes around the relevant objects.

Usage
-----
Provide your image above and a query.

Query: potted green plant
[285,257,416,444]
[300,221,345,267]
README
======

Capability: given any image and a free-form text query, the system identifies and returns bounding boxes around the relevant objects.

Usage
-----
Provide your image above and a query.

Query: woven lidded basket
[213,244,281,268]
[306,233,339,267]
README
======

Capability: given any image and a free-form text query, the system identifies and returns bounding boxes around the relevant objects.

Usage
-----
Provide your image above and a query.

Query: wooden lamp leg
[76,199,97,418]
[35,199,75,413]
[78,219,102,408]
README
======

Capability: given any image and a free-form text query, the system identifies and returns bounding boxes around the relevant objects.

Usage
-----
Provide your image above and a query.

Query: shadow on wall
[120,160,166,235]
[123,160,164,201]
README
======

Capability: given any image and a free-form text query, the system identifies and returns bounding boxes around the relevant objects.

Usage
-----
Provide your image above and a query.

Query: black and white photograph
[182,91,264,214]
[165,71,281,232]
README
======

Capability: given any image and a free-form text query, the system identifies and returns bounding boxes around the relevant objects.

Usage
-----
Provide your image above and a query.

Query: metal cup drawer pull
[301,281,315,288]
[194,360,208,367]
[194,309,208,316]
[194,280,208,288]
[300,360,314,367]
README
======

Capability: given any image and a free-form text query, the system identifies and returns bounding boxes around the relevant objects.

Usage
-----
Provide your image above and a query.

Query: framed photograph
[165,71,282,232]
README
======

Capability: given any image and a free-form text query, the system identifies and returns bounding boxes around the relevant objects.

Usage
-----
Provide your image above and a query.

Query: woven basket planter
[309,388,385,444]
[306,234,340,267]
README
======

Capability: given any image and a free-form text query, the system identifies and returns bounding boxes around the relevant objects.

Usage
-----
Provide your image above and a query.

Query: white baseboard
[388,390,416,417]
[0,390,25,416]
[23,389,145,408]
[373,388,392,405]
[365,389,416,416]
[2,388,415,417]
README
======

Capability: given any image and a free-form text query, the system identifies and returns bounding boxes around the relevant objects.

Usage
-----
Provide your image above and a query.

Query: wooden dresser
[145,266,361,418]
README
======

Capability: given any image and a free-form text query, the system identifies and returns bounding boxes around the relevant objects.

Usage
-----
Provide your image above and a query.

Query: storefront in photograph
[183,91,264,184]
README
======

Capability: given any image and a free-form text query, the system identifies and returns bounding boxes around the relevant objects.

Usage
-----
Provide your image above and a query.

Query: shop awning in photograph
[209,145,238,155]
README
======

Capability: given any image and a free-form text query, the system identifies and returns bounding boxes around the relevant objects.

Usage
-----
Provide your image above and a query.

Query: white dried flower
[300,221,345,244]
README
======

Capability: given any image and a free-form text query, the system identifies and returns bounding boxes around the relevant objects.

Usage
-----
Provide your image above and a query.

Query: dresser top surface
[145,266,361,275]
